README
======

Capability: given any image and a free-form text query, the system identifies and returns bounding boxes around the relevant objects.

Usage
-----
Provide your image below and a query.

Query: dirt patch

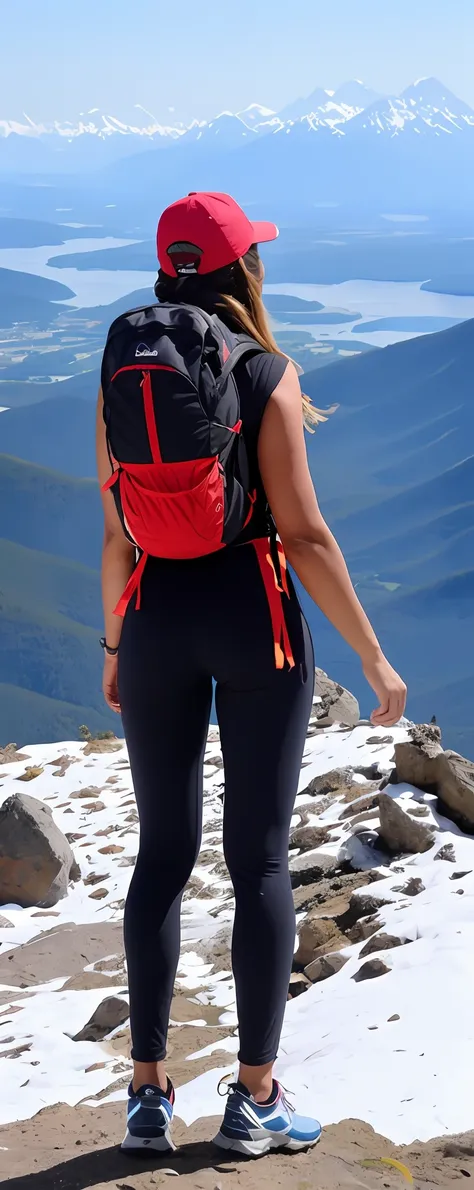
[0,922,124,987]
[2,1106,474,1188]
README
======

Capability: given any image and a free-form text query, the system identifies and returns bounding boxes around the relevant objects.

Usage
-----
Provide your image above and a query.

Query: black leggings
[119,543,314,1067]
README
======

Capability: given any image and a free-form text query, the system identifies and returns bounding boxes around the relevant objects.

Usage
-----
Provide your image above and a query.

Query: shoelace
[217,1074,295,1113]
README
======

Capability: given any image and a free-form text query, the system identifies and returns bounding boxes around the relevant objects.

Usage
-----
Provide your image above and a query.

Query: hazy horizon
[1,0,473,124]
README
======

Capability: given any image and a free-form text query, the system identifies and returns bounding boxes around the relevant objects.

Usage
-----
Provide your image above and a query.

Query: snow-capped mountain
[277,80,381,127]
[350,78,474,138]
[0,78,473,174]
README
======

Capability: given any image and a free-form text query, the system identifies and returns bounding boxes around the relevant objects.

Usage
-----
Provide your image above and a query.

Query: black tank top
[232,351,289,544]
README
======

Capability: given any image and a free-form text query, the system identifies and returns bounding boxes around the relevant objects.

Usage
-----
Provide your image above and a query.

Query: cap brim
[251,220,279,245]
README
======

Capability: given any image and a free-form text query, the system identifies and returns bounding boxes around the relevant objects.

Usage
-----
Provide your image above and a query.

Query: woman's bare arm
[258,363,407,725]
[96,389,135,708]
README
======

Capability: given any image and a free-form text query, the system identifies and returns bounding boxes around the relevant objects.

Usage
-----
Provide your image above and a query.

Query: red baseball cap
[157,191,279,276]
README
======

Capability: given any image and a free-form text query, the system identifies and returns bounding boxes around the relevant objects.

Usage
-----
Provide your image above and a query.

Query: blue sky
[2,0,473,122]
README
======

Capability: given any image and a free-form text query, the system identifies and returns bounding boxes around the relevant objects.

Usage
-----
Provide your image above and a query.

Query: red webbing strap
[102,469,120,492]
[141,371,162,464]
[253,538,295,670]
[113,551,148,617]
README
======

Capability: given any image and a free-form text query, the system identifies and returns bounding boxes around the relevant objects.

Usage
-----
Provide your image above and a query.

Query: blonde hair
[218,257,335,431]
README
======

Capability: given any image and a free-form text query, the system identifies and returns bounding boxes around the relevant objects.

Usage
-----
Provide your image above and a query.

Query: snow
[1,717,474,1144]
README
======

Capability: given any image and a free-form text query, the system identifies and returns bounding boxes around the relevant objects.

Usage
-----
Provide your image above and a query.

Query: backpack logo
[135,343,158,358]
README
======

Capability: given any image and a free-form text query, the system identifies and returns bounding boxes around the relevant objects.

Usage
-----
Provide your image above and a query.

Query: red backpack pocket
[117,456,225,559]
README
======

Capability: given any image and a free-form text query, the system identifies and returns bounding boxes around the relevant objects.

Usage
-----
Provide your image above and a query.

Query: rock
[295,913,347,966]
[17,766,44,782]
[289,825,331,852]
[0,914,13,927]
[304,952,349,983]
[313,668,360,726]
[300,767,355,799]
[346,891,391,925]
[378,792,436,854]
[289,850,343,889]
[85,801,105,813]
[359,932,407,958]
[394,876,425,897]
[82,739,123,755]
[98,845,124,855]
[288,972,311,998]
[69,787,104,800]
[72,995,129,1041]
[353,958,390,982]
[388,1013,400,1022]
[88,887,109,900]
[0,744,30,765]
[0,793,81,909]
[346,915,382,944]
[84,872,109,886]
[450,870,472,881]
[434,843,456,862]
[366,735,394,746]
[395,727,474,831]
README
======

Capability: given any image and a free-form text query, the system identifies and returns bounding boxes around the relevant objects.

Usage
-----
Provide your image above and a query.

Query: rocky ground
[1,671,474,1188]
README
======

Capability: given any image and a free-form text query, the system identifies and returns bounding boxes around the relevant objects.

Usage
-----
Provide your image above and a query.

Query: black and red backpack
[101,300,295,669]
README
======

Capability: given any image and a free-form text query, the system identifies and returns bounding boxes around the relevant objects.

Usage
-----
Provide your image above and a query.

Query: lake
[1,239,474,348]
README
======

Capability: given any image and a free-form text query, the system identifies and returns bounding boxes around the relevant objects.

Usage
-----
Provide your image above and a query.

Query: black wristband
[100,637,119,657]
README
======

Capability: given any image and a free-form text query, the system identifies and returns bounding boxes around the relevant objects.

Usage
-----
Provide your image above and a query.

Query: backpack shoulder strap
[217,339,266,390]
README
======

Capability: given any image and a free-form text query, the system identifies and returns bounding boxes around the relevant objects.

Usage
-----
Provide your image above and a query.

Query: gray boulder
[0,792,80,908]
[378,792,436,854]
[72,995,129,1041]
[313,669,360,727]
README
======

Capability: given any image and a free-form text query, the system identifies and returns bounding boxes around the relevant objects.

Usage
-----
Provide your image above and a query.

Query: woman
[96,192,406,1158]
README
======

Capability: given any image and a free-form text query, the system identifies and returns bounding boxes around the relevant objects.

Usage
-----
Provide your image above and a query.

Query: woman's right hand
[362,651,407,727]
[103,654,121,713]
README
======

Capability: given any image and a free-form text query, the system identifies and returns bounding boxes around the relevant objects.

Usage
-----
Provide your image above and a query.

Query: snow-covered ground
[1,718,473,1145]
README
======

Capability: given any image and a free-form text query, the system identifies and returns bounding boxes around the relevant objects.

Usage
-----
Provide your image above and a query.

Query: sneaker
[121,1080,175,1153]
[213,1079,322,1158]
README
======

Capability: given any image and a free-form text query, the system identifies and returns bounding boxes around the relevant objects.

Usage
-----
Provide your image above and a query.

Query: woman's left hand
[103,654,121,713]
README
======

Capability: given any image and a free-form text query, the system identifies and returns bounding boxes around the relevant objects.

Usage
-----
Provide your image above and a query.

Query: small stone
[359,933,407,958]
[88,887,109,900]
[0,914,13,927]
[84,872,109,886]
[98,845,124,855]
[86,802,105,813]
[118,856,136,868]
[85,1061,106,1073]
[17,767,44,782]
[304,952,349,983]
[288,972,311,998]
[289,825,331,852]
[450,870,472,881]
[353,958,390,982]
[394,877,425,897]
[366,735,394,745]
[434,843,456,863]
[388,1014,400,1022]
[65,833,86,843]
[407,804,430,817]
[345,916,381,944]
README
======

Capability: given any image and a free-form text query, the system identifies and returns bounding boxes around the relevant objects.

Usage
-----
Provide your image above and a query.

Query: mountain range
[1,78,473,176]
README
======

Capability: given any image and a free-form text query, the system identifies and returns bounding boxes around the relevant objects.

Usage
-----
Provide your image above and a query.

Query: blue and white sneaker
[121,1080,175,1153]
[213,1079,321,1158]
